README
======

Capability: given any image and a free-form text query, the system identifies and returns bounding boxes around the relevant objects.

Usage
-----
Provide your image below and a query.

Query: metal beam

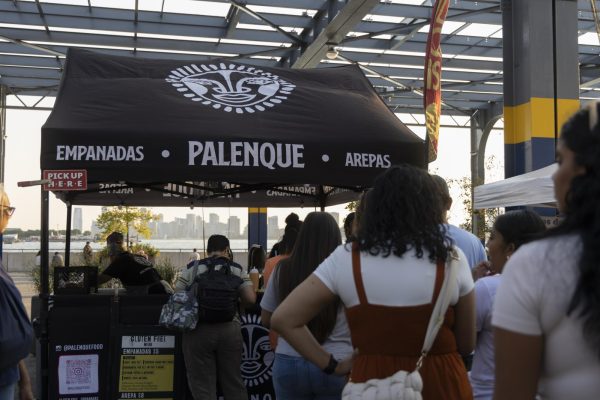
[0,34,64,57]
[227,0,304,44]
[224,5,241,38]
[293,0,380,69]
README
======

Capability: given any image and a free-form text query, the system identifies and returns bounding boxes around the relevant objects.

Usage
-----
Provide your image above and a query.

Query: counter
[40,293,275,400]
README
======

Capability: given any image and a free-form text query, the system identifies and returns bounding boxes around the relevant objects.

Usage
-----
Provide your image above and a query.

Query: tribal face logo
[240,314,274,387]
[166,63,295,114]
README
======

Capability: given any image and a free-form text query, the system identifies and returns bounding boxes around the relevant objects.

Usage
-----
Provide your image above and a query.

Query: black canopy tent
[37,48,425,397]
[41,48,425,207]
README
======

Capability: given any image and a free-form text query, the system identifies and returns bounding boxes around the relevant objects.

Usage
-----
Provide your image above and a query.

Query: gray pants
[182,320,247,400]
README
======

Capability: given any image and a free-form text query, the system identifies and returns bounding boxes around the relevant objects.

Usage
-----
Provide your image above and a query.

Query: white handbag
[341,251,460,400]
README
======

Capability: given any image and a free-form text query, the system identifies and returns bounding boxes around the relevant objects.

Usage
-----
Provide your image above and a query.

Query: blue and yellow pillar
[503,0,579,179]
[248,207,267,250]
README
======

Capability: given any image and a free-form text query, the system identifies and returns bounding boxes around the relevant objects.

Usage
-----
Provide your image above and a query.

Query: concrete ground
[10,272,38,400]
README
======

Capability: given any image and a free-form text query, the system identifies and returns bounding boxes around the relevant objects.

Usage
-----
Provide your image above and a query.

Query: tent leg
[40,188,50,399]
[65,202,72,266]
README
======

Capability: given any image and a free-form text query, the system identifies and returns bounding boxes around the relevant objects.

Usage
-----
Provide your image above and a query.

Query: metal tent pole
[40,187,50,399]
[65,202,72,266]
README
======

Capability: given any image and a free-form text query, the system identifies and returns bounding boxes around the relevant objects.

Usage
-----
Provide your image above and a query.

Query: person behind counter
[98,231,171,294]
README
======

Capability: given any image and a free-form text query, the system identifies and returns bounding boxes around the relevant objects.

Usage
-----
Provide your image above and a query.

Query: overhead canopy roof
[41,48,425,207]
[3,0,600,117]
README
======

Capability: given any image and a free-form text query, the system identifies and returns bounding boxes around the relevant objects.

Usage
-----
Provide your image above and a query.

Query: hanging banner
[423,0,450,162]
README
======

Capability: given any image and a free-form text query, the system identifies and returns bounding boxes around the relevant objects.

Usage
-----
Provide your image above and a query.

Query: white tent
[474,164,558,209]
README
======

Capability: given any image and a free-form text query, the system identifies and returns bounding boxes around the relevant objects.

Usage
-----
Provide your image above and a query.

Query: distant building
[90,221,101,237]
[73,208,83,232]
[228,216,241,238]
[267,216,280,239]
[186,213,196,238]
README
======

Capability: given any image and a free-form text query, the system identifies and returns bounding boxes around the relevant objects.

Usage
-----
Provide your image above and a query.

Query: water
[2,239,278,252]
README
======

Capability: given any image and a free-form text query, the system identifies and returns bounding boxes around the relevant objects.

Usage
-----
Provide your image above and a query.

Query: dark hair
[343,212,356,243]
[106,231,124,244]
[248,245,266,271]
[280,224,301,254]
[207,234,229,253]
[354,190,370,236]
[493,210,546,250]
[546,104,600,358]
[356,165,449,262]
[430,174,452,212]
[276,212,342,343]
[285,212,301,228]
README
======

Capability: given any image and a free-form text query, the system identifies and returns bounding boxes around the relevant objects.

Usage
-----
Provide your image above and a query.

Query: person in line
[98,231,169,294]
[493,104,600,400]
[431,175,487,269]
[188,248,201,263]
[271,166,476,400]
[343,212,355,243]
[469,210,545,400]
[50,251,64,268]
[175,234,256,400]
[248,244,266,273]
[0,187,34,400]
[83,241,93,264]
[261,212,352,400]
[263,225,300,287]
[269,213,302,257]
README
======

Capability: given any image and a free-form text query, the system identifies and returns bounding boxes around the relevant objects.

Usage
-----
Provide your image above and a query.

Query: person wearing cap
[0,186,34,400]
[98,231,170,294]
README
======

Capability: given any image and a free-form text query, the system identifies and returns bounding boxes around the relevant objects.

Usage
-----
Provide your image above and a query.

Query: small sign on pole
[42,170,88,191]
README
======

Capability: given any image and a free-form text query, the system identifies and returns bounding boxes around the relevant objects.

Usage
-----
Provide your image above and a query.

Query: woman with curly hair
[271,165,475,400]
[493,103,600,400]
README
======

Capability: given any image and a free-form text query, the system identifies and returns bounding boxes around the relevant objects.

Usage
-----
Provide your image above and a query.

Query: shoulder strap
[430,260,445,304]
[186,260,200,289]
[418,249,460,368]
[351,242,368,305]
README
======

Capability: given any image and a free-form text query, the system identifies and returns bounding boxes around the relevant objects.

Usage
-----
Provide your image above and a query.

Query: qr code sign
[66,359,92,385]
[58,354,99,394]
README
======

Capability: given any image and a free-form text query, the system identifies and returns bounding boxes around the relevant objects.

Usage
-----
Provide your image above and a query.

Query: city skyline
[4,106,506,232]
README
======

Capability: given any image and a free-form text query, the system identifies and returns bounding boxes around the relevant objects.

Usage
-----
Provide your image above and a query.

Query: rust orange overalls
[345,246,473,400]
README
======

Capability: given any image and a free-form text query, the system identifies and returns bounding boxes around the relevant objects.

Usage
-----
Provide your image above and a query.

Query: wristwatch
[323,354,338,375]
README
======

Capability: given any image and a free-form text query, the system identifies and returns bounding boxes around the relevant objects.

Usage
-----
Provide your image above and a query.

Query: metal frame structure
[0,0,599,117]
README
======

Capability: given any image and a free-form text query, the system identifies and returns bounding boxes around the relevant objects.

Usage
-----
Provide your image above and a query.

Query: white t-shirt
[492,235,600,400]
[314,244,474,309]
[260,268,353,361]
[470,274,501,400]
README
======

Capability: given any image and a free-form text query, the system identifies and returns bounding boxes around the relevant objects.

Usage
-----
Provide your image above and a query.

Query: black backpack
[193,258,243,323]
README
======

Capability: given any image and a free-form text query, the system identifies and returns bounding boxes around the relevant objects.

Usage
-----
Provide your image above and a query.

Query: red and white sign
[43,170,87,191]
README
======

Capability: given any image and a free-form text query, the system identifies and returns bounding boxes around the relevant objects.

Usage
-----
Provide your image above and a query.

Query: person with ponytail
[492,102,600,400]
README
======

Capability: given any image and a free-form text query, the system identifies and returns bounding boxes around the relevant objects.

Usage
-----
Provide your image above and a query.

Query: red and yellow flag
[423,0,450,162]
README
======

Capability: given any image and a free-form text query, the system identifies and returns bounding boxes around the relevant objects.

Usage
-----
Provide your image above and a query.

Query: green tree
[96,207,158,244]
[446,155,502,241]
